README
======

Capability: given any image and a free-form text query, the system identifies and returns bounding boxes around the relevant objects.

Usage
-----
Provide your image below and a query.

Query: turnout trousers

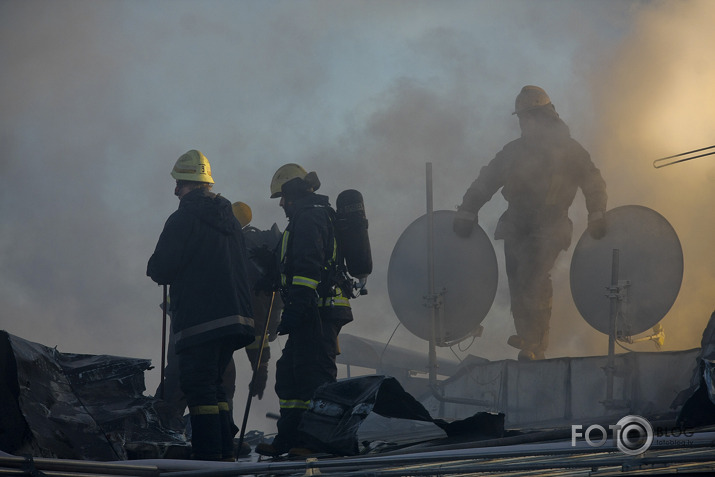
[156,321,236,428]
[178,337,239,460]
[503,231,563,358]
[273,306,344,452]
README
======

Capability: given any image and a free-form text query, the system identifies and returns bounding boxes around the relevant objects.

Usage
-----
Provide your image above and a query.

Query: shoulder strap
[282,204,336,285]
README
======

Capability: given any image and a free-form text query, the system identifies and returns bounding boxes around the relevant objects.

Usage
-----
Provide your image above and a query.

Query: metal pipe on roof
[653,144,715,168]
[0,455,160,477]
[153,431,715,476]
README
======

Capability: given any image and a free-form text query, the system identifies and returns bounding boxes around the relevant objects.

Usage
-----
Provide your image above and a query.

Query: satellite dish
[387,210,498,345]
[570,205,683,336]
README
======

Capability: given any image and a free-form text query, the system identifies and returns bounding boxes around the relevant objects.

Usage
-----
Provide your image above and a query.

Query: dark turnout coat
[458,115,607,357]
[460,118,607,251]
[280,193,352,320]
[147,188,254,353]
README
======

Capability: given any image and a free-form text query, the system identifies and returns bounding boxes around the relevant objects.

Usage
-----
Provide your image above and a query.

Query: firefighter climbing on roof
[453,86,608,361]
[255,164,355,457]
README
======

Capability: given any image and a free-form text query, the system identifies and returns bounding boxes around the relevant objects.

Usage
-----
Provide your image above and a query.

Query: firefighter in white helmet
[147,149,255,460]
[453,86,608,361]
[255,164,353,457]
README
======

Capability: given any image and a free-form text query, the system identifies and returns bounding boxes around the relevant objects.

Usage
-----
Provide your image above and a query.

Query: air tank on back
[335,189,373,279]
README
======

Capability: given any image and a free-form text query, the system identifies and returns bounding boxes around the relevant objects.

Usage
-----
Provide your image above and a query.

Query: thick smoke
[580,0,715,355]
[2,1,714,435]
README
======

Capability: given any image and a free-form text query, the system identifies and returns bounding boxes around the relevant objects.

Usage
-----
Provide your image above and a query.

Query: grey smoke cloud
[2,0,714,434]
[582,0,715,355]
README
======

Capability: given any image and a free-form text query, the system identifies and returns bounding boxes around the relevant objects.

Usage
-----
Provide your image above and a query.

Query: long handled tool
[237,291,276,450]
[159,284,168,400]
[653,144,715,168]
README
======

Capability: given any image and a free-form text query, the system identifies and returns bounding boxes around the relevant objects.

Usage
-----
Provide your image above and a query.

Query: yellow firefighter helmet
[232,201,252,227]
[270,163,308,198]
[170,149,214,184]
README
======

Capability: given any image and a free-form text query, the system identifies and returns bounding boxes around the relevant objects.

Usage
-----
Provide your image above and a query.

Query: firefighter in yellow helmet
[232,201,252,227]
[256,164,353,457]
[154,199,281,459]
[230,201,284,403]
[453,86,607,361]
[148,149,255,460]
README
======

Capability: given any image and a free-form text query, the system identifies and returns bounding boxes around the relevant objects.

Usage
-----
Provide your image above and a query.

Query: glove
[249,363,268,399]
[453,209,477,238]
[276,306,304,335]
[587,211,606,240]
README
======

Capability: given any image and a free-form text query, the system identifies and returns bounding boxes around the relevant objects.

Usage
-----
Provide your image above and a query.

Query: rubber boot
[255,441,283,457]
[189,407,222,461]
[511,306,550,360]
[272,407,305,453]
[219,402,239,461]
[507,334,526,350]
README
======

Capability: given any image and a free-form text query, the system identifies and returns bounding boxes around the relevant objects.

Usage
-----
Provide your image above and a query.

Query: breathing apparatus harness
[278,191,372,307]
[321,206,368,301]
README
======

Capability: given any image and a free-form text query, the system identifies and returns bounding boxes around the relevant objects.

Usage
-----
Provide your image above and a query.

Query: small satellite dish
[387,210,498,345]
[570,205,683,336]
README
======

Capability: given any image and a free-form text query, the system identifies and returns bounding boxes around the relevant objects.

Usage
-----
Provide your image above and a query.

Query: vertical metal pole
[606,249,619,403]
[426,163,437,389]
[421,173,493,408]
[424,163,488,409]
[160,284,167,400]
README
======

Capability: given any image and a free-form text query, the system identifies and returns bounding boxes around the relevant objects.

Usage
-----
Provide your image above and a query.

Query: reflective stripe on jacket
[147,188,255,352]
[279,193,351,311]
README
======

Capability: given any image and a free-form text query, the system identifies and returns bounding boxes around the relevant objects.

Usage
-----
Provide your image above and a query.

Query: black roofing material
[299,375,504,456]
[0,330,188,460]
